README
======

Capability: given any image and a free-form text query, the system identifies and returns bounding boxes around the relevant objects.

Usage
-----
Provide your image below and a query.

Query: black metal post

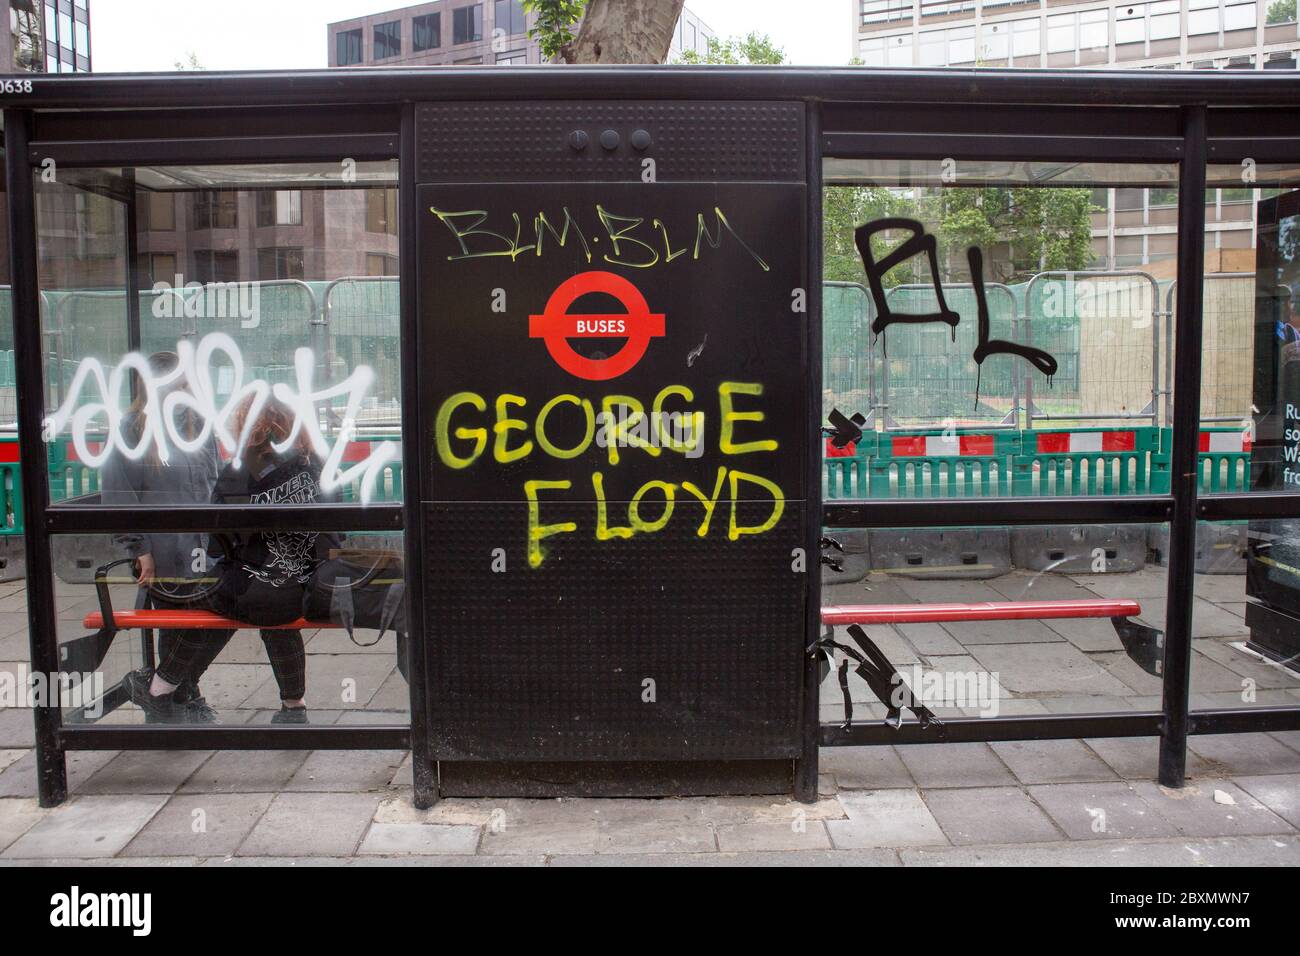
[795,101,824,804]
[123,167,141,353]
[4,109,67,807]
[398,103,435,809]
[1158,104,1207,788]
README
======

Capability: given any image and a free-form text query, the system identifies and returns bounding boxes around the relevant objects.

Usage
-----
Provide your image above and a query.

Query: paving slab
[0,707,33,748]
[966,642,1135,697]
[1232,774,1300,828]
[78,749,213,795]
[941,618,1065,646]
[987,572,1094,602]
[1128,780,1294,837]
[962,698,1051,717]
[478,817,602,856]
[1039,695,1137,713]
[990,739,1118,785]
[178,750,311,794]
[895,742,1016,788]
[1071,569,1171,600]
[895,622,965,656]
[1187,732,1300,776]
[1043,616,1125,652]
[549,849,903,866]
[284,749,406,792]
[1195,639,1300,690]
[901,835,1300,866]
[237,792,382,857]
[1092,649,1247,696]
[0,797,44,852]
[595,818,718,854]
[358,822,481,855]
[819,746,913,790]
[1028,782,1180,840]
[826,789,947,848]
[240,653,395,711]
[714,820,831,852]
[2,794,166,859]
[121,792,274,858]
[0,749,25,774]
[1084,736,1214,780]
[922,786,1063,846]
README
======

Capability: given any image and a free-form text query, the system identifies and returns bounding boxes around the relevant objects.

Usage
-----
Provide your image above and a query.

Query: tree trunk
[567,0,687,64]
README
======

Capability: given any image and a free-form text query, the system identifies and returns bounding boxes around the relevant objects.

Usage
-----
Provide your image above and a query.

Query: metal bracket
[1112,616,1164,677]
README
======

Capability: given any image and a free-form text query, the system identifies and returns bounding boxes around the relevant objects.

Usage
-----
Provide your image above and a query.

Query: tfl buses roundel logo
[528,270,665,381]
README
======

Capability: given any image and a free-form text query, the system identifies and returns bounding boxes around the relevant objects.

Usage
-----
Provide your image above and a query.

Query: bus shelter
[3,66,1300,809]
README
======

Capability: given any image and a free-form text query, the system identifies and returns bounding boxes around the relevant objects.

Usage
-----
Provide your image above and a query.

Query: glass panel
[36,160,403,509]
[51,531,411,727]
[454,4,484,44]
[819,522,1169,719]
[824,159,1177,475]
[1199,164,1300,484]
[1188,521,1300,712]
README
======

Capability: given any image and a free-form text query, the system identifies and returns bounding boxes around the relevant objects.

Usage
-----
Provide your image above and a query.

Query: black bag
[302,551,406,647]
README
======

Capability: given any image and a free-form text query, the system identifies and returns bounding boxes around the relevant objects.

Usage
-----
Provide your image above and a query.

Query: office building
[5,0,91,74]
[328,0,714,67]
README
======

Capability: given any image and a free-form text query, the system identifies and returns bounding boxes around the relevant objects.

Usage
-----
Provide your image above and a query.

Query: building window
[1012,18,1040,57]
[374,20,401,59]
[861,0,912,24]
[192,249,240,284]
[1116,5,1145,44]
[494,0,526,35]
[147,253,177,286]
[1224,0,1257,31]
[256,190,302,227]
[496,50,527,64]
[454,4,483,44]
[980,23,1010,63]
[1189,0,1220,35]
[413,12,441,51]
[1079,10,1107,51]
[366,253,399,277]
[367,188,398,235]
[336,27,363,65]
[143,192,175,231]
[1150,1,1180,40]
[193,191,238,230]
[1047,13,1074,54]
[257,247,305,281]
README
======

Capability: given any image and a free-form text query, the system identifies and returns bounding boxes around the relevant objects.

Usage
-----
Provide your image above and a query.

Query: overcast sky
[90,0,852,73]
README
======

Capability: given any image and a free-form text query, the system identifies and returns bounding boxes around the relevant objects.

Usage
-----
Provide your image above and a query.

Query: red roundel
[528,270,665,381]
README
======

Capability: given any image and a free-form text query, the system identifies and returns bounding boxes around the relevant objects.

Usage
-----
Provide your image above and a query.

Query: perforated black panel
[416,104,810,767]
[424,502,805,760]
[416,101,804,184]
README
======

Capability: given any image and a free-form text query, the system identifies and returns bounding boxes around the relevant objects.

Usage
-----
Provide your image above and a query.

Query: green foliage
[677,32,786,65]
[522,0,589,61]
[825,185,1097,286]
[1267,0,1297,24]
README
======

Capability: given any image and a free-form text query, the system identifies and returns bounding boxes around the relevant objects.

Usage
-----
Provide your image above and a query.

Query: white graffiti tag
[42,333,397,504]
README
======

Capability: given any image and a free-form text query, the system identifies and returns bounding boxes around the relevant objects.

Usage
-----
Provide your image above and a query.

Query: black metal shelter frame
[4,67,1300,809]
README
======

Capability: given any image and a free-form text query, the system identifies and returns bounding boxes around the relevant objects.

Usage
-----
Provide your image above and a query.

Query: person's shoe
[123,669,185,724]
[271,705,309,725]
[184,695,219,723]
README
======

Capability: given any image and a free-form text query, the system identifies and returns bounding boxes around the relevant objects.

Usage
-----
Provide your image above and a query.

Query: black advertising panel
[1247,189,1300,667]
[416,103,810,767]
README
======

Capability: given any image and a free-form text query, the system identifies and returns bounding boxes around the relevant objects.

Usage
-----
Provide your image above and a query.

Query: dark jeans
[152,593,307,703]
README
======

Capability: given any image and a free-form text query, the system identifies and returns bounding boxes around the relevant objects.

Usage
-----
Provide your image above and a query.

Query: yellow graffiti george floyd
[435,382,785,568]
